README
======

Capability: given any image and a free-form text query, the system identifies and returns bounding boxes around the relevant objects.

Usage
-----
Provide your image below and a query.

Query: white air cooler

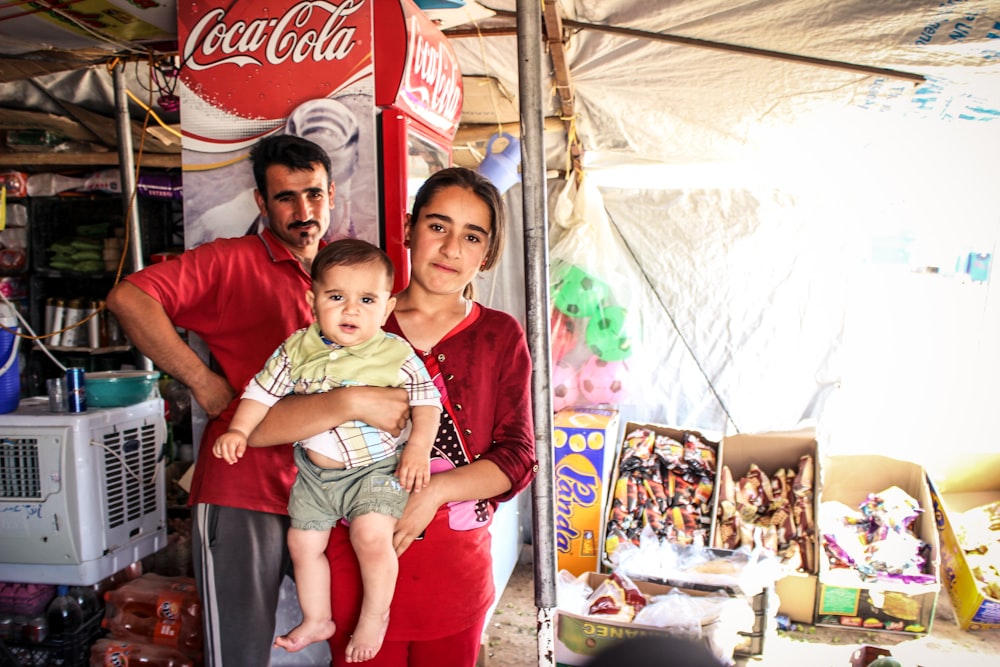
[0,397,168,584]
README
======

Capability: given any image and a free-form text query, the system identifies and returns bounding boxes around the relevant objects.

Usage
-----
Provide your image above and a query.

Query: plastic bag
[549,177,643,411]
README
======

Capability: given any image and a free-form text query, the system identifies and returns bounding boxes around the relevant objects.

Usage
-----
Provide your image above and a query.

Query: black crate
[2,609,104,667]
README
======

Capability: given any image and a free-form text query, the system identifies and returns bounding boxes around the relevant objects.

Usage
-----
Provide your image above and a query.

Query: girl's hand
[392,481,440,556]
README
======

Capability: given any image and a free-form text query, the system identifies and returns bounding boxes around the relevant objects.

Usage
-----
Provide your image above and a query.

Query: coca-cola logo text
[401,15,462,135]
[184,1,362,70]
[179,0,371,120]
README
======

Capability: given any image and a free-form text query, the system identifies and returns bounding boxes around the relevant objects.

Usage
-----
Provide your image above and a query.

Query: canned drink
[66,367,86,412]
[25,615,48,643]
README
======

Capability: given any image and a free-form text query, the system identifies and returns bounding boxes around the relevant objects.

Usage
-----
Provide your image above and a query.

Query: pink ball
[550,309,580,363]
[551,358,580,412]
[578,357,630,406]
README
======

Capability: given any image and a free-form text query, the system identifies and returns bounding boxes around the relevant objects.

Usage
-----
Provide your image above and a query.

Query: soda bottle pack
[97,573,203,666]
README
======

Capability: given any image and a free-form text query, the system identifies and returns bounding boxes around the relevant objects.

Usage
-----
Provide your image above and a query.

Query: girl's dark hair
[410,167,507,299]
[311,238,394,290]
[249,134,332,198]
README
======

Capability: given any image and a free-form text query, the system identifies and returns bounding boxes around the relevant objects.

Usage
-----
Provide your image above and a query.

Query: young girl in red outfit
[251,167,537,666]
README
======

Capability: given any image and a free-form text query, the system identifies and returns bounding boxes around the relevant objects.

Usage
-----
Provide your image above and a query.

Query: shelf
[39,345,131,354]
[0,152,181,169]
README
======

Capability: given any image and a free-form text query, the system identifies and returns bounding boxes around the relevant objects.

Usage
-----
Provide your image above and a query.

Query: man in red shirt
[107,135,408,666]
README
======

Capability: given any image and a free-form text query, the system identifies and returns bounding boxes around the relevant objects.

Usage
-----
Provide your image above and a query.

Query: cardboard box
[601,422,721,568]
[614,553,773,659]
[815,455,940,635]
[555,572,750,667]
[460,75,521,125]
[554,408,620,576]
[929,452,1000,630]
[716,428,820,624]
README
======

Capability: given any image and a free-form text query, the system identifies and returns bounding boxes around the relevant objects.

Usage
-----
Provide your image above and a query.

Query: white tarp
[451,1,1000,452]
[2,0,999,460]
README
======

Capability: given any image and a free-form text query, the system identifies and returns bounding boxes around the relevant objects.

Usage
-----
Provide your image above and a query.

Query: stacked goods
[90,639,195,667]
[820,486,934,586]
[947,500,1000,598]
[0,582,55,617]
[603,425,719,558]
[2,583,105,667]
[45,223,117,274]
[931,477,1000,630]
[815,456,939,635]
[556,570,754,666]
[97,574,203,666]
[713,455,816,572]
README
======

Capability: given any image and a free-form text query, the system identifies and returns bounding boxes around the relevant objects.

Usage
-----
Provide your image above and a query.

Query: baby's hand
[213,430,248,465]
[396,450,430,493]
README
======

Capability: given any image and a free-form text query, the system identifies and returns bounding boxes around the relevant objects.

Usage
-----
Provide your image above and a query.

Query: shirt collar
[305,321,388,359]
[258,228,327,266]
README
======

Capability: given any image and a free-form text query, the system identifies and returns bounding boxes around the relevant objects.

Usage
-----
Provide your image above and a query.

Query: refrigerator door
[380,108,452,293]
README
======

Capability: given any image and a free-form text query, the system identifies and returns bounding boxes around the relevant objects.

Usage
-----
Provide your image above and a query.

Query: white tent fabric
[450,1,1000,451]
[456,0,1000,168]
[2,0,999,460]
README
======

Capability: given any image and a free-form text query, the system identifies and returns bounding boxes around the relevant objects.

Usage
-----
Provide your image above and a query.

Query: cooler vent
[0,438,41,500]
[102,422,160,528]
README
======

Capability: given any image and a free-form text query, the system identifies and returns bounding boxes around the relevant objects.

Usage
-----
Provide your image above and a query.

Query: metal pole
[515,2,557,665]
[113,62,154,371]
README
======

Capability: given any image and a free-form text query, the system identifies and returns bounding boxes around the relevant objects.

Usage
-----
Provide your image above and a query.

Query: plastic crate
[3,608,104,667]
[0,584,55,617]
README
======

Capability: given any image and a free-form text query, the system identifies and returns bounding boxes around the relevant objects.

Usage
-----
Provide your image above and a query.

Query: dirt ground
[481,555,1000,667]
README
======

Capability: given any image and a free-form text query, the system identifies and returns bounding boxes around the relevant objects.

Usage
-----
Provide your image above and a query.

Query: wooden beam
[542,0,574,121]
[541,1,583,179]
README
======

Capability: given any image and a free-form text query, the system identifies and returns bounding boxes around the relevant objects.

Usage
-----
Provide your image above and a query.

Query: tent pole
[516,2,557,666]
[113,62,154,371]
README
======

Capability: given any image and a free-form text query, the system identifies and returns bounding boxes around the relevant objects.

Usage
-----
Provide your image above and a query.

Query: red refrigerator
[374,0,463,292]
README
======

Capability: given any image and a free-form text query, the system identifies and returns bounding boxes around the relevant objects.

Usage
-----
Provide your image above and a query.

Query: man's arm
[248,387,410,447]
[106,281,235,418]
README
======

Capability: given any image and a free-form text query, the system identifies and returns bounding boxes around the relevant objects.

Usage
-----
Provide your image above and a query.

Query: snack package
[586,572,647,622]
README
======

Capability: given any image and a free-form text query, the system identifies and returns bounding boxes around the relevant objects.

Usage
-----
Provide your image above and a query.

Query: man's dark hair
[249,134,332,198]
[311,238,395,291]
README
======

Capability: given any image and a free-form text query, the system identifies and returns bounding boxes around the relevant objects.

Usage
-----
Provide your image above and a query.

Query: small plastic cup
[47,377,67,413]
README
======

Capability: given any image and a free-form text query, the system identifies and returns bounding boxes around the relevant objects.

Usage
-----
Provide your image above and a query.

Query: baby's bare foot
[345,611,390,663]
[274,618,336,652]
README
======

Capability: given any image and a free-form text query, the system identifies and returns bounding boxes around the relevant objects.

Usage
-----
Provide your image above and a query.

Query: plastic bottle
[69,584,102,619]
[90,638,195,667]
[102,574,202,659]
[46,585,83,636]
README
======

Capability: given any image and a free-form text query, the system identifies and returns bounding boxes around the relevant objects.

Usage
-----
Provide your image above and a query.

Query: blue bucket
[0,304,21,414]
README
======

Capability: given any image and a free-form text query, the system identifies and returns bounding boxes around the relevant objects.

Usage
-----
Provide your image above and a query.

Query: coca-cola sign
[178,0,372,121]
[398,13,462,137]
